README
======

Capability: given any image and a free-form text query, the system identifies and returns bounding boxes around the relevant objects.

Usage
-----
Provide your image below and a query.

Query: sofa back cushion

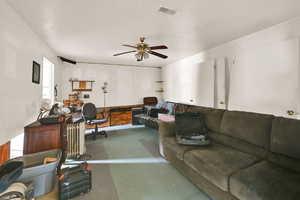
[269,117,300,172]
[220,111,273,149]
[204,109,225,133]
[209,132,268,158]
[268,153,300,173]
[270,117,300,160]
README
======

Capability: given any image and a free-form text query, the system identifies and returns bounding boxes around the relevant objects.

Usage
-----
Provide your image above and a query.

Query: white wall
[0,1,62,145]
[163,60,214,107]
[163,17,300,118]
[61,63,162,107]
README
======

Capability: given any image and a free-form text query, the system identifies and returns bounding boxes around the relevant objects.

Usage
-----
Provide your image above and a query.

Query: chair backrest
[82,103,97,121]
[143,97,158,106]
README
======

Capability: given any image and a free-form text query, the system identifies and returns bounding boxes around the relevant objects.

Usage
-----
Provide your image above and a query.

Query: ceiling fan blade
[113,50,136,56]
[148,51,168,59]
[149,45,168,50]
[122,44,137,49]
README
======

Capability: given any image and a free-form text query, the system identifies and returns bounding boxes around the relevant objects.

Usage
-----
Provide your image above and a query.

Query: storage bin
[14,149,61,197]
[0,161,24,193]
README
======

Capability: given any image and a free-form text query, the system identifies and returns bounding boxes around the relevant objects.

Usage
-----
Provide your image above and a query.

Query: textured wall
[0,1,62,145]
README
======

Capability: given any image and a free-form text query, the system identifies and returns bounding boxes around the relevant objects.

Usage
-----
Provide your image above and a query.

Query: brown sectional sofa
[159,107,300,200]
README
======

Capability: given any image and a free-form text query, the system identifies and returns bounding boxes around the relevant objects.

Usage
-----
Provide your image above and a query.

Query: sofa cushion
[270,117,300,160]
[220,111,273,149]
[209,131,268,158]
[230,161,300,200]
[163,137,198,160]
[268,152,300,174]
[184,144,259,191]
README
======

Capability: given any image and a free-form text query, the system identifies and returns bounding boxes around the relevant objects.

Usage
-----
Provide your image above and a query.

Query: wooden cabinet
[0,142,10,164]
[63,100,84,107]
[109,105,143,126]
[110,111,132,126]
[24,121,65,155]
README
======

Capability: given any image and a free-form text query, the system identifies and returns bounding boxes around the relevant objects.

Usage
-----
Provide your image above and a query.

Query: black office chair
[82,103,108,140]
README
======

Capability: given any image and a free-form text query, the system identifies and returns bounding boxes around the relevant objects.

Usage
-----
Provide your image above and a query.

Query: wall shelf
[70,80,95,92]
[156,81,164,93]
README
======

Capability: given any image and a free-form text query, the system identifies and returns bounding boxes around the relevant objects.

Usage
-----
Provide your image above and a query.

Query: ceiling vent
[158,6,176,15]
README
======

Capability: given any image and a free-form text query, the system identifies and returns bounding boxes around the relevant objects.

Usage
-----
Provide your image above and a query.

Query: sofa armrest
[159,121,176,138]
[158,121,176,157]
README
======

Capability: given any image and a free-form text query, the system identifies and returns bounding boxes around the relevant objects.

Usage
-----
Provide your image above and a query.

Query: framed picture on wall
[32,61,40,84]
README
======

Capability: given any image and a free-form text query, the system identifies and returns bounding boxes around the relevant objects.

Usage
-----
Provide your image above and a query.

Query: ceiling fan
[113,37,168,61]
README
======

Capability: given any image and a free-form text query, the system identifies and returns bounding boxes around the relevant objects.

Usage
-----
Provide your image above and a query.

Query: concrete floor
[39,127,211,200]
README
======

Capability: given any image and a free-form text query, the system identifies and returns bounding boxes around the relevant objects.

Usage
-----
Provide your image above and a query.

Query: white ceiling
[7,0,300,67]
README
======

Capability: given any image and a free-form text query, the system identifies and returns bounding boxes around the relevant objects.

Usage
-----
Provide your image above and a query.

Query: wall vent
[158,6,176,15]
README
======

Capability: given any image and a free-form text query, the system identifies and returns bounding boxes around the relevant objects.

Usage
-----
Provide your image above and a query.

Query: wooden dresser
[24,121,66,155]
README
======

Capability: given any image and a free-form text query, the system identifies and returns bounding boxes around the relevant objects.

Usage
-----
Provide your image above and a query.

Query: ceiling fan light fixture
[114,37,168,61]
[135,53,142,61]
[144,53,149,59]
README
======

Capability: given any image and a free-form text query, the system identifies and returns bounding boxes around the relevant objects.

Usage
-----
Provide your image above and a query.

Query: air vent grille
[158,6,176,15]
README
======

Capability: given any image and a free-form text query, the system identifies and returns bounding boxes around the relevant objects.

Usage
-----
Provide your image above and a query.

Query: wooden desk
[84,104,143,129]
[106,104,143,126]
[24,121,66,155]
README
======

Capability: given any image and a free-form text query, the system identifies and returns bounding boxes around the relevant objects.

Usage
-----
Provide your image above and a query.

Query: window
[42,57,55,104]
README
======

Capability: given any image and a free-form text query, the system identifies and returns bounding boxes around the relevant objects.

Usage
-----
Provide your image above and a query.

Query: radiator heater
[66,122,86,159]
